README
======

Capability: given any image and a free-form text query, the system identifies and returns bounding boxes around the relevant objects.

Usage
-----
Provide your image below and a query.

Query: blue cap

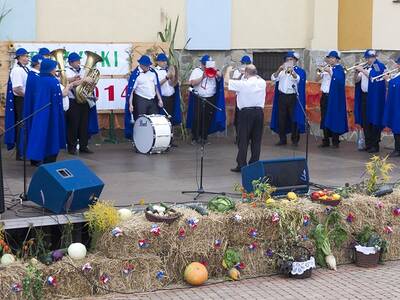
[31,54,44,67]
[68,52,82,63]
[137,55,152,66]
[364,49,376,58]
[15,48,29,58]
[396,57,400,64]
[156,53,168,62]
[200,55,210,64]
[38,47,51,56]
[240,55,252,64]
[40,58,58,74]
[326,50,341,60]
[284,51,300,61]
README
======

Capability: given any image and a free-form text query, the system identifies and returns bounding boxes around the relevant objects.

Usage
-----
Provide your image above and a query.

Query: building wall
[310,0,338,50]
[372,0,400,50]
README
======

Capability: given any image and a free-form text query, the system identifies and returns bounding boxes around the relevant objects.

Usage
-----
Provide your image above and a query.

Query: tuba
[49,48,68,86]
[75,51,103,104]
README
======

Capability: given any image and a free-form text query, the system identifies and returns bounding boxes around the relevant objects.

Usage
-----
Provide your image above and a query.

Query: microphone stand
[0,102,52,213]
[182,89,225,200]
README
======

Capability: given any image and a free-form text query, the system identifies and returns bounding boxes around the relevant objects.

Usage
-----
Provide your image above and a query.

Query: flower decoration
[303,215,310,226]
[100,273,110,284]
[82,263,92,272]
[325,207,333,215]
[393,207,400,217]
[248,228,258,238]
[46,276,57,287]
[150,224,161,236]
[138,239,150,249]
[265,248,273,258]
[178,227,186,239]
[156,271,165,280]
[200,260,208,267]
[122,263,135,275]
[248,242,257,251]
[11,283,22,293]
[233,214,242,222]
[111,227,123,237]
[234,262,246,270]
[187,217,199,229]
[271,212,280,224]
[138,198,145,206]
[346,212,355,223]
[384,226,393,234]
[301,234,309,241]
[214,239,222,249]
[376,201,384,209]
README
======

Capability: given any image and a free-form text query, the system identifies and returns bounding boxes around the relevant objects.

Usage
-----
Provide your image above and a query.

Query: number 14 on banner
[94,79,128,110]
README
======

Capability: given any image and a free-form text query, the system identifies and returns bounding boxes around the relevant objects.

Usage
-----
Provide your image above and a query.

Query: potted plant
[354,225,388,268]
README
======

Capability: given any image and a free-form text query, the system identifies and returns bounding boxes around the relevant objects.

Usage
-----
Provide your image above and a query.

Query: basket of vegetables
[276,246,315,279]
[354,226,387,268]
[145,203,181,224]
[310,190,341,207]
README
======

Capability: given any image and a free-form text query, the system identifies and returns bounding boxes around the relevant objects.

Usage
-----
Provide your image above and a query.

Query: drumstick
[162,108,172,119]
[130,113,135,124]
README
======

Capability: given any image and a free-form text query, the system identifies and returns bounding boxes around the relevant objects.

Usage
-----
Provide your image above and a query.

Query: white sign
[94,78,128,110]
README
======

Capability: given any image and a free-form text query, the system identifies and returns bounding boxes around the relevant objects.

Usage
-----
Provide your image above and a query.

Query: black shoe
[30,160,41,167]
[275,141,287,146]
[358,147,370,152]
[292,142,299,147]
[171,143,178,148]
[190,140,198,145]
[68,149,77,155]
[332,144,339,149]
[318,143,330,148]
[389,151,400,157]
[80,147,94,154]
[367,147,380,154]
[230,166,242,173]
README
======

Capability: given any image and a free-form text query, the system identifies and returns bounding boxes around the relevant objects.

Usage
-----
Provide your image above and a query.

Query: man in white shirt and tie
[228,65,266,172]
[271,53,301,146]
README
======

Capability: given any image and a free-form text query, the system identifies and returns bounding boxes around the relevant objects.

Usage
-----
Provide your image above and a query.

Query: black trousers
[133,94,158,120]
[234,105,239,142]
[320,93,339,146]
[192,94,217,142]
[394,134,400,152]
[278,93,299,143]
[14,96,24,159]
[162,94,175,117]
[361,92,381,149]
[66,99,89,151]
[236,107,264,168]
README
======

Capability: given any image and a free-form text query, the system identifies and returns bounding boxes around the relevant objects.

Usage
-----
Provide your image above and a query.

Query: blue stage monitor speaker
[27,159,104,214]
[241,157,309,196]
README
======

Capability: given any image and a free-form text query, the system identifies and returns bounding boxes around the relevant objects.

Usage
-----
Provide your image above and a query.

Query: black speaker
[241,157,309,196]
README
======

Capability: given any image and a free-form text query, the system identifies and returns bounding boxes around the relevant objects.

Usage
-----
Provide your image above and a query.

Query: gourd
[67,243,87,260]
[184,262,208,286]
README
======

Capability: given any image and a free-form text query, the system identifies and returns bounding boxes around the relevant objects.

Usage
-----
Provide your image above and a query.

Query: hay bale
[0,262,26,300]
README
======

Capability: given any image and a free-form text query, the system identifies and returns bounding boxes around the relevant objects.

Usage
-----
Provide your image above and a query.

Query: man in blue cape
[26,59,66,164]
[270,51,306,146]
[38,47,51,58]
[383,57,400,157]
[354,49,386,153]
[124,55,164,140]
[186,55,226,144]
[318,50,348,148]
[4,48,30,160]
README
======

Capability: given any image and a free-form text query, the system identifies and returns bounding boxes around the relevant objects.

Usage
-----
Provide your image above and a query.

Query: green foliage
[365,155,394,194]
[207,196,235,213]
[356,225,388,254]
[23,263,43,300]
[251,177,276,201]
[223,249,241,269]
[60,221,73,249]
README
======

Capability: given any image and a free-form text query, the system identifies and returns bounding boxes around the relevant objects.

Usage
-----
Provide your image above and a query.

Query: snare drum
[133,114,172,154]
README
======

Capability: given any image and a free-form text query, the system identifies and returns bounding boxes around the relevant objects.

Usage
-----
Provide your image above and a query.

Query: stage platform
[1,130,399,228]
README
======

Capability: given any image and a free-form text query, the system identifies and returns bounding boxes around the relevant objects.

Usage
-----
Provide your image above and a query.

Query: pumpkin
[1,253,15,266]
[118,208,133,221]
[68,243,87,260]
[183,262,208,286]
[228,268,240,280]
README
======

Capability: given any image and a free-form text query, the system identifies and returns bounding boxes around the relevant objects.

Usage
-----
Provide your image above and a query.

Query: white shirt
[189,67,217,98]
[155,66,175,97]
[59,84,70,111]
[228,76,266,109]
[66,66,85,99]
[10,64,29,95]
[271,70,300,94]
[357,67,371,93]
[232,69,245,80]
[320,71,331,93]
[133,67,158,100]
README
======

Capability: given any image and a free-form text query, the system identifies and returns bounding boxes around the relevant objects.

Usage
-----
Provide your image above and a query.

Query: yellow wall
[310,0,338,50]
[36,0,187,47]
[372,0,400,50]
[338,0,373,50]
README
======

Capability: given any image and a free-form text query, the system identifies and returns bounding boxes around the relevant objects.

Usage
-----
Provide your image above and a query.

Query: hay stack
[0,262,26,300]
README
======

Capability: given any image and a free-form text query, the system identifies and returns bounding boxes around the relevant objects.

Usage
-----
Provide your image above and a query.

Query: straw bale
[0,262,27,300]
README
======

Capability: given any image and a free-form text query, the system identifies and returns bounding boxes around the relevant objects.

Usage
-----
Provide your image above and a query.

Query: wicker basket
[355,249,379,268]
[278,246,314,279]
[318,199,341,207]
[145,208,181,224]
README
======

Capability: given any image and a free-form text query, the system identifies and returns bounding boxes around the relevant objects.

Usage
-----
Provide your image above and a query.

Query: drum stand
[182,92,225,200]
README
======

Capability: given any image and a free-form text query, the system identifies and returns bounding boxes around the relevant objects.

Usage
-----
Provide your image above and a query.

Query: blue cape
[4,78,15,150]
[186,76,226,134]
[270,66,306,134]
[18,71,40,153]
[26,74,66,161]
[159,85,182,126]
[88,105,99,136]
[383,75,400,134]
[354,60,386,127]
[124,67,162,139]
[324,65,348,134]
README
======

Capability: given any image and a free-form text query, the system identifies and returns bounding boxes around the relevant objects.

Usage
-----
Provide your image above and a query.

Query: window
[253,52,284,81]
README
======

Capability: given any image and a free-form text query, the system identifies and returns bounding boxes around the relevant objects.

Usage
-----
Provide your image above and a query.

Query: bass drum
[133,114,172,154]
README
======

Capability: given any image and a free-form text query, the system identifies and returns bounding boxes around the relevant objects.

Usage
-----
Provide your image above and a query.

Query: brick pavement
[82,261,400,300]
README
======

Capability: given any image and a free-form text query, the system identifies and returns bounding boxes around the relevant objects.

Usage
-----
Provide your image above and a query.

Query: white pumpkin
[1,253,15,266]
[118,208,133,221]
[68,243,87,260]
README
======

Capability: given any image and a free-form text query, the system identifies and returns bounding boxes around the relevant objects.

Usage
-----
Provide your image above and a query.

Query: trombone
[371,68,400,82]
[344,61,368,74]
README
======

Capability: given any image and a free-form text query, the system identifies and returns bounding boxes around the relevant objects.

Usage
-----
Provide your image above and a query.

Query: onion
[68,243,87,260]
[325,254,337,271]
[1,253,15,266]
[118,208,133,221]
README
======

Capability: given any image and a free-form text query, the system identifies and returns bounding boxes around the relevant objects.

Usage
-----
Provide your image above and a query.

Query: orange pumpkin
[184,262,208,286]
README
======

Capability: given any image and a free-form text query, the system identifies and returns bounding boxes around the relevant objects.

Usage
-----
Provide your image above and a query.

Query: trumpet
[371,68,400,82]
[285,66,293,74]
[344,61,368,74]
[316,64,331,75]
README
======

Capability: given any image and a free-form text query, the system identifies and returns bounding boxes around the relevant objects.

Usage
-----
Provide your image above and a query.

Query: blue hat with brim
[15,48,29,58]
[241,55,252,64]
[138,55,152,66]
[38,47,51,56]
[200,55,210,64]
[40,58,58,74]
[31,54,44,67]
[156,53,168,62]
[364,49,376,58]
[326,50,341,60]
[68,52,82,63]
[284,51,300,61]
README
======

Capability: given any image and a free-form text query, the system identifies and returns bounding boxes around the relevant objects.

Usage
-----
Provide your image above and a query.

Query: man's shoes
[318,143,330,148]
[80,147,94,154]
[190,140,199,145]
[367,147,380,154]
[30,160,41,167]
[332,144,339,148]
[68,149,77,155]
[389,151,400,157]
[292,142,299,147]
[171,143,178,148]
[275,141,287,146]
[230,166,242,173]
[358,147,370,152]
